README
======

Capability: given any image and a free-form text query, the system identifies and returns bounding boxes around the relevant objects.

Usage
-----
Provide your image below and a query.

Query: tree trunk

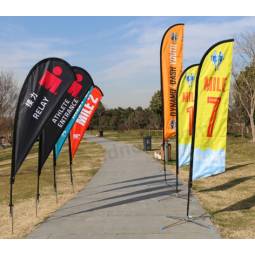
[249,112,255,141]
[242,124,245,139]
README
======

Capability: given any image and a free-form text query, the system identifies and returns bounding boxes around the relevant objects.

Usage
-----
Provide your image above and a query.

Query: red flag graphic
[70,87,103,159]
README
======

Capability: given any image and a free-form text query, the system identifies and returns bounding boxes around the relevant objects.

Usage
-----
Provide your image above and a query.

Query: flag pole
[68,134,74,193]
[36,169,40,218]
[53,147,58,204]
[160,33,166,183]
[9,183,14,234]
[36,134,43,218]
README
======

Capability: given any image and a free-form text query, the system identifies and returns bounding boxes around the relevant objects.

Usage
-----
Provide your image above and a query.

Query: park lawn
[90,129,255,239]
[0,138,105,239]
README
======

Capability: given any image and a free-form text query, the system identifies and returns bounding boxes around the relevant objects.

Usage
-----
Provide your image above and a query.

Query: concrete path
[26,134,221,239]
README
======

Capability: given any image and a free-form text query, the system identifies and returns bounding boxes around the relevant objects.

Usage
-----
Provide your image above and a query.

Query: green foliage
[149,90,162,117]
[99,116,111,130]
[109,116,119,130]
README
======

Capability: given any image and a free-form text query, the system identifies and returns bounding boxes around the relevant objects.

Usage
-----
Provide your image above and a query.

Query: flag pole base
[54,185,58,205]
[71,182,74,193]
[9,204,14,234]
[36,194,40,218]
[161,215,214,230]
[185,216,214,230]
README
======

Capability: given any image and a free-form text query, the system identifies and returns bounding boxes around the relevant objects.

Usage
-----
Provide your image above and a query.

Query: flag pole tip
[192,200,195,202]
[157,200,160,202]
[164,215,166,217]
[211,228,214,230]
[160,227,164,230]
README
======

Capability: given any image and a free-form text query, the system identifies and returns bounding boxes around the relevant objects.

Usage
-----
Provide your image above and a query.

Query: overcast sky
[0,15,254,109]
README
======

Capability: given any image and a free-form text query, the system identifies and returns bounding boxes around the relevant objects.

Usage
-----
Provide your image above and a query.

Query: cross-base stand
[161,214,214,230]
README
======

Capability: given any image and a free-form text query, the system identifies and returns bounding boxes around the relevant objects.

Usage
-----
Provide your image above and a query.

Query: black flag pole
[53,147,58,204]
[36,133,43,218]
[9,183,14,234]
[68,134,74,193]
[36,169,40,218]
[160,33,167,184]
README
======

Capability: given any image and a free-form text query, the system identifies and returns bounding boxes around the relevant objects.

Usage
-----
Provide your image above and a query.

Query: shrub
[118,124,127,131]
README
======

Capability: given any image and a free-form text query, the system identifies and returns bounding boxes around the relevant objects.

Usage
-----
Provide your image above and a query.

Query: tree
[96,102,106,123]
[229,85,250,138]
[0,71,19,148]
[124,115,133,133]
[130,110,144,131]
[151,113,162,136]
[144,108,154,136]
[120,107,134,123]
[109,116,119,130]
[99,116,111,130]
[232,29,255,141]
[135,106,143,112]
[91,101,106,127]
[150,90,162,117]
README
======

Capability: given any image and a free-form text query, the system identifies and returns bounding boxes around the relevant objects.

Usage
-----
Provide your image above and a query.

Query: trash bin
[98,130,103,137]
[143,136,151,151]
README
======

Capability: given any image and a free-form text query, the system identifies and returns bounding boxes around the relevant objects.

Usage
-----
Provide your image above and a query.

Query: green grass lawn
[87,129,255,239]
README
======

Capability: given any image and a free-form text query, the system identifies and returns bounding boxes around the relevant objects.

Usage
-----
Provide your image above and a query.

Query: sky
[0,15,254,109]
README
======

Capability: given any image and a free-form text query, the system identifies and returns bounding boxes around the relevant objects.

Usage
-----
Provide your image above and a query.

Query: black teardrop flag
[39,66,94,172]
[11,58,76,184]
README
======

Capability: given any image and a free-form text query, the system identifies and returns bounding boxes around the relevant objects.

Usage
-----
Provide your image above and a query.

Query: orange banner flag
[160,24,184,141]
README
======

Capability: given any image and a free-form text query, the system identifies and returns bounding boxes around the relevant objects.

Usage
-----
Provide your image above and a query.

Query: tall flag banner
[190,39,234,181]
[39,67,93,172]
[70,86,103,159]
[160,24,184,141]
[11,58,76,183]
[177,64,199,168]
[55,86,94,160]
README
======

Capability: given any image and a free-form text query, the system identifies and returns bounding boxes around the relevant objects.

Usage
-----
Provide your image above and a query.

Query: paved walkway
[26,134,221,239]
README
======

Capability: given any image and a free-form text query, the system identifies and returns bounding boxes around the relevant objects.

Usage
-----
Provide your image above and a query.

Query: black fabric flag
[11,58,76,183]
[38,66,94,172]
